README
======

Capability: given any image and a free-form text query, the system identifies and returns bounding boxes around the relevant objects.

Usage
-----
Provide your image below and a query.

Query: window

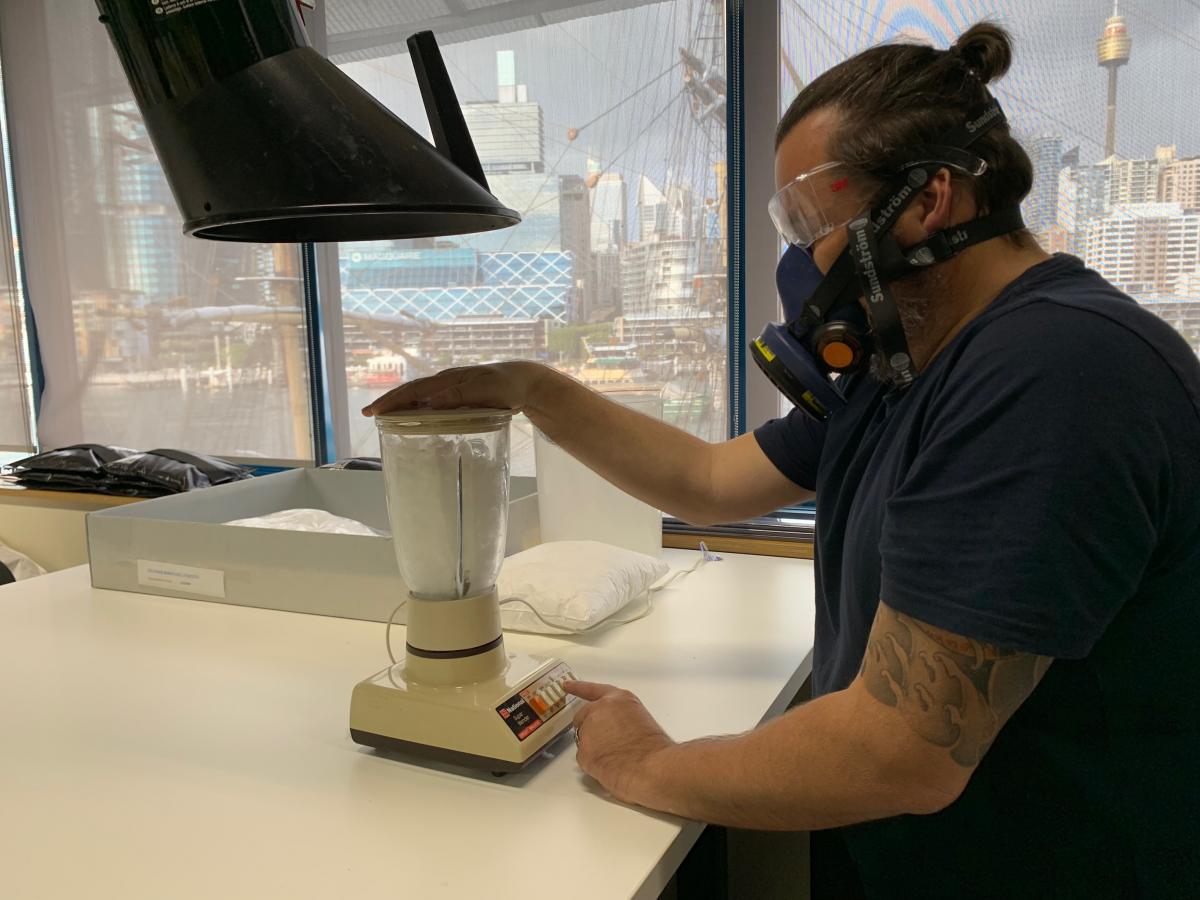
[325,0,730,472]
[781,0,1200,356]
[5,2,1190,477]
[0,4,314,462]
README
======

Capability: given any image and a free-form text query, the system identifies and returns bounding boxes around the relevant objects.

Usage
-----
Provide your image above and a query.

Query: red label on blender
[496,696,543,741]
[497,665,574,741]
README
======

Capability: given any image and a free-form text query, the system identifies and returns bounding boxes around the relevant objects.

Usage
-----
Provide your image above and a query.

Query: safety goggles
[767,161,862,249]
[769,153,991,248]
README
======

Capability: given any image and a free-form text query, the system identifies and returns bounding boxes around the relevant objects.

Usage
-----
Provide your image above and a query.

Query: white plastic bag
[497,540,669,634]
[0,542,47,584]
[225,508,385,537]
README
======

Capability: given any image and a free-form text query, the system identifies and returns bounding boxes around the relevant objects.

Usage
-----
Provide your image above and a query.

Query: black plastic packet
[6,444,138,492]
[6,445,252,497]
[102,449,251,494]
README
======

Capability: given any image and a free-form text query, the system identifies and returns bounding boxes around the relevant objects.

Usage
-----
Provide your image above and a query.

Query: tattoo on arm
[859,603,1053,767]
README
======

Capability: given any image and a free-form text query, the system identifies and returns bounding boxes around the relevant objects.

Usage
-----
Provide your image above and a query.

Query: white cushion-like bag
[497,540,674,634]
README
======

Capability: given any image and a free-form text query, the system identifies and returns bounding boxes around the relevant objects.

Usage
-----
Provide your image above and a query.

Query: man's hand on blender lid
[361,360,551,417]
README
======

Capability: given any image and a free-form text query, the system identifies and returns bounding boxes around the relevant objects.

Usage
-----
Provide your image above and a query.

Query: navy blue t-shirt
[755,254,1200,898]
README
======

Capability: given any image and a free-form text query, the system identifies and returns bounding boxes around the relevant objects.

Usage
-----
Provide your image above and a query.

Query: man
[365,23,1199,898]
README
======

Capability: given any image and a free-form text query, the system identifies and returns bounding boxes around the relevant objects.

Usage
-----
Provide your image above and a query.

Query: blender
[349,409,577,772]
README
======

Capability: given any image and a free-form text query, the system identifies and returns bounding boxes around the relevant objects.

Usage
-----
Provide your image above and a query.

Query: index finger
[563,680,621,702]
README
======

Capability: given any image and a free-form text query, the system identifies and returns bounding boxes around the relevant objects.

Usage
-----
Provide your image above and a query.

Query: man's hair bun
[952,22,1014,83]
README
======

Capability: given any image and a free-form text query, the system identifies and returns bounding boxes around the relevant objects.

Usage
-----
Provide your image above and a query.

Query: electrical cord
[385,599,407,665]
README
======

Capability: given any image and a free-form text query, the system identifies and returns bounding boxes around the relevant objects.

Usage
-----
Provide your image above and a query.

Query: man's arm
[858,603,1054,768]
[365,362,812,524]
[567,601,1052,830]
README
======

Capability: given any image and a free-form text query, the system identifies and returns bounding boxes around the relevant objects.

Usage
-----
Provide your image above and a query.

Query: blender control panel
[495,663,575,742]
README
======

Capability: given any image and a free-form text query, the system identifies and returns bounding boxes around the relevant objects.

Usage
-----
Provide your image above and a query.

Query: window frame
[0,60,35,454]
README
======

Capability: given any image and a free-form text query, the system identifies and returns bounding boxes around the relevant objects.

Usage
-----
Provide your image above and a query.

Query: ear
[893,168,957,244]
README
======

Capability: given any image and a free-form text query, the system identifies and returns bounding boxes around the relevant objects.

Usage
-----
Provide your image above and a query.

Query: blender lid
[375,408,515,434]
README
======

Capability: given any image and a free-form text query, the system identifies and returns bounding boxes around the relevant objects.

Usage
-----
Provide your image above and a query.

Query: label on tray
[136,560,226,598]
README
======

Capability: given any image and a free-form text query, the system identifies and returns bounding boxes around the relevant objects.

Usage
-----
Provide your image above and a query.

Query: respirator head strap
[847,216,916,387]
[799,252,859,325]
[936,98,1008,149]
[889,205,1027,274]
[866,164,935,236]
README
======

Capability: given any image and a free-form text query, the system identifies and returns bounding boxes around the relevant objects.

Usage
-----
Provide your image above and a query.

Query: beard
[867,265,949,387]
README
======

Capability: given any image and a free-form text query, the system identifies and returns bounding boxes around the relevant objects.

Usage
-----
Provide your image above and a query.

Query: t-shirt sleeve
[753,406,828,491]
[879,304,1174,659]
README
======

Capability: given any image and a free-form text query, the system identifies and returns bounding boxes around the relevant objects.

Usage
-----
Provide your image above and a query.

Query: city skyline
[330,2,1200,199]
[336,41,728,359]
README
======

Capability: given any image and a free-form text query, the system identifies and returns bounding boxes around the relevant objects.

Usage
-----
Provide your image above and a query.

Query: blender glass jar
[376,409,513,600]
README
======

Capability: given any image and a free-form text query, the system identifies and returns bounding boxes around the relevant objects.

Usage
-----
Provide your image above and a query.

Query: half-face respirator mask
[751,97,1026,421]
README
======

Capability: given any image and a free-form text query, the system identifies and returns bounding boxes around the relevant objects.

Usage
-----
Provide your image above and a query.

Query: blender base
[349,653,578,773]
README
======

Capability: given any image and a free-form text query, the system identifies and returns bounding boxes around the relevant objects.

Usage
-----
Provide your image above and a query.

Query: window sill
[663,512,815,560]
[0,482,143,512]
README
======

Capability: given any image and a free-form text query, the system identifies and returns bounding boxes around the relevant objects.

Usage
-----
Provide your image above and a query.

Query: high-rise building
[463,102,545,174]
[1057,163,1111,254]
[461,51,545,174]
[558,174,592,323]
[339,247,574,325]
[428,316,551,364]
[1107,146,1175,206]
[637,175,669,242]
[588,158,627,252]
[621,239,698,318]
[1036,225,1075,255]
[104,104,181,303]
[559,175,591,255]
[1176,270,1200,298]
[461,172,562,252]
[1162,157,1200,210]
[635,175,696,242]
[665,181,695,241]
[592,250,622,318]
[1023,135,1065,233]
[1080,165,1111,222]
[1084,202,1200,297]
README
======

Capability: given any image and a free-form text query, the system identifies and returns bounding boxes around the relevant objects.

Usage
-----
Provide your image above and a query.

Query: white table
[0,550,815,900]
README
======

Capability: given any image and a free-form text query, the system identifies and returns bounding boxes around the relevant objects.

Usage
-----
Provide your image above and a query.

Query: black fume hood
[95,0,520,243]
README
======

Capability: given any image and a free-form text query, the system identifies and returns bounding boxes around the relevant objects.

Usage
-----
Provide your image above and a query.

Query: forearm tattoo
[859,604,1053,767]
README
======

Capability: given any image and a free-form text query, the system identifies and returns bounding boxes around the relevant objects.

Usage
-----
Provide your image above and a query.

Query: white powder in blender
[382,432,509,600]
